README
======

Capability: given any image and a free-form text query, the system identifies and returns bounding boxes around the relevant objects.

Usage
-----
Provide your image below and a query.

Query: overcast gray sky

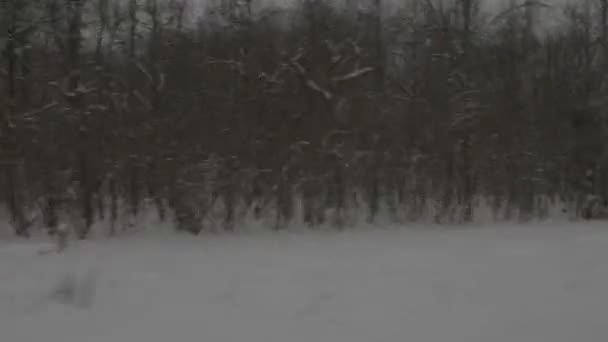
[192,0,573,12]
[188,0,576,21]
[149,0,585,34]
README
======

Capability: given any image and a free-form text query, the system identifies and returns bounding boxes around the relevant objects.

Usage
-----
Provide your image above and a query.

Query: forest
[1,0,607,237]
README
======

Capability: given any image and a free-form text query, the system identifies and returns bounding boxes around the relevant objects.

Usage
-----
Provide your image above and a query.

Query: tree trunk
[109,177,117,235]
[3,0,28,237]
[65,0,92,239]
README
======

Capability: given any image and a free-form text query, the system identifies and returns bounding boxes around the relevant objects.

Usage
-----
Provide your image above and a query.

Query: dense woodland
[1,0,608,237]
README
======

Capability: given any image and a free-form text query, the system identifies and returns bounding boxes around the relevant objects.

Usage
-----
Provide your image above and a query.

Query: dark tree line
[1,0,608,237]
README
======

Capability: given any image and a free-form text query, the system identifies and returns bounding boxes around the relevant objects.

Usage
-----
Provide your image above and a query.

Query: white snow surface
[2,222,608,342]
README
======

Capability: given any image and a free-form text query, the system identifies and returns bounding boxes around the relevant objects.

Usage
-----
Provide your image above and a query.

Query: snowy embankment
[2,222,608,342]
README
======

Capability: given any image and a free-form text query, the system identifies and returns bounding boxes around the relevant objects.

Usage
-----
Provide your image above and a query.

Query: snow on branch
[288,53,333,101]
[304,79,333,101]
[201,58,246,76]
[23,102,59,119]
[136,61,154,85]
[287,45,373,101]
[331,66,374,83]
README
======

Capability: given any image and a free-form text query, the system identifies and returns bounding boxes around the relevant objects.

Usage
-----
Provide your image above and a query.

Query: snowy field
[2,222,608,342]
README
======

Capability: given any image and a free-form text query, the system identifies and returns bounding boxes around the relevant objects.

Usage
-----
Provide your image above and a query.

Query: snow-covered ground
[2,222,608,342]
